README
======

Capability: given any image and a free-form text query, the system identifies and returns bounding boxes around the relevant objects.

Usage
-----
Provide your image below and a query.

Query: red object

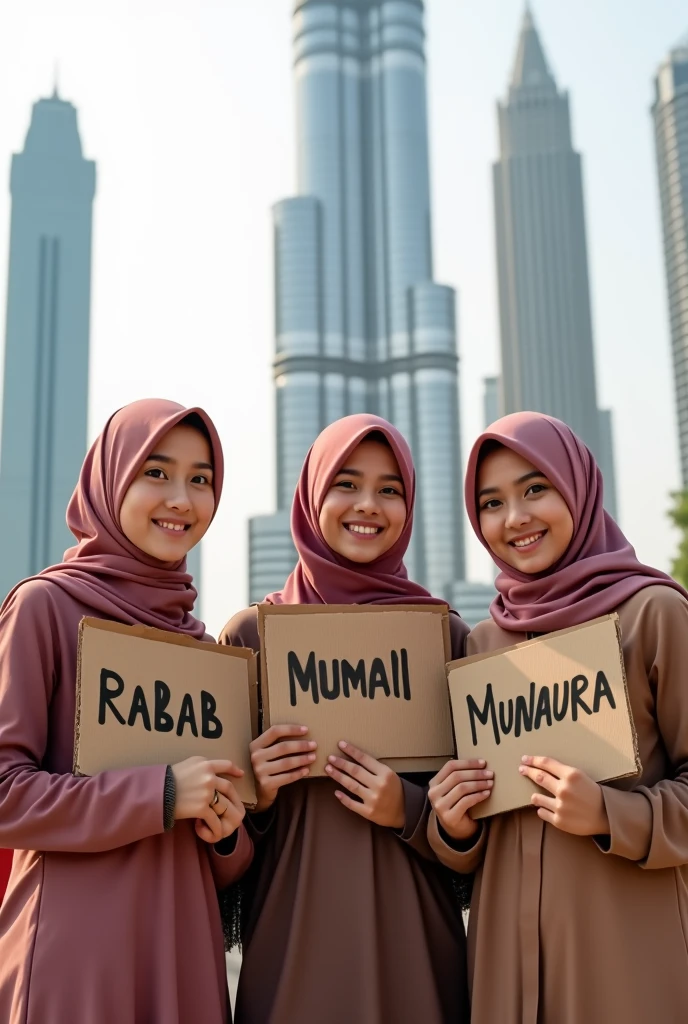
[0,849,12,903]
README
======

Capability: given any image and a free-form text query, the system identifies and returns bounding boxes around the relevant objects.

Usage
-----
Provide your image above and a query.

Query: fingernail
[328,755,336,763]
[325,765,332,773]
[484,771,494,778]
[308,754,316,761]
[519,766,526,774]
[338,741,347,750]
[486,779,493,786]
[478,759,486,766]
[300,726,308,733]
[308,742,317,749]
[521,755,530,764]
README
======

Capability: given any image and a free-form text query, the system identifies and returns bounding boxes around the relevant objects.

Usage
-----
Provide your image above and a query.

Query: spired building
[0,91,96,599]
[653,37,688,486]
[492,8,618,517]
[249,0,465,602]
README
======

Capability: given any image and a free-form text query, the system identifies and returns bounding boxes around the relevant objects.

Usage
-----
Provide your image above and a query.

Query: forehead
[337,438,401,475]
[148,423,212,461]
[477,445,539,487]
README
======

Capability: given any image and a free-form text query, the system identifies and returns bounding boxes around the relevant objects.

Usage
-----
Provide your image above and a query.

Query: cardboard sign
[447,615,641,819]
[259,604,455,774]
[74,618,258,806]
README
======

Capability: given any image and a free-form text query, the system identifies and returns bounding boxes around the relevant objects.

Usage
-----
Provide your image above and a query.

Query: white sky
[0,0,686,634]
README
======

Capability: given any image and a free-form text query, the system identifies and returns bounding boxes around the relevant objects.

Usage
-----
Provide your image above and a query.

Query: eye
[480,498,502,511]
[145,467,167,480]
[526,483,547,497]
[191,474,211,485]
[381,486,403,497]
[334,479,356,490]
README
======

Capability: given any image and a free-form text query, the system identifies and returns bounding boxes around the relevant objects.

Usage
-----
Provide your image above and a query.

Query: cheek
[119,485,150,540]
[478,513,503,549]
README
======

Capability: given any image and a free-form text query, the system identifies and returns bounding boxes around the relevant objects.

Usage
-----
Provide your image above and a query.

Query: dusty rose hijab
[465,411,686,633]
[266,414,445,606]
[4,399,223,639]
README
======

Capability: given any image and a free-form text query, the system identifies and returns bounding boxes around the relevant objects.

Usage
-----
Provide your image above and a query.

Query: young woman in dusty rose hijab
[220,413,473,1024]
[0,399,253,1024]
[428,411,688,1024]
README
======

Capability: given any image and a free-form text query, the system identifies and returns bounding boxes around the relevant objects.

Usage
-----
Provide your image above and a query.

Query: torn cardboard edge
[258,603,453,774]
[74,616,259,807]
[447,613,641,818]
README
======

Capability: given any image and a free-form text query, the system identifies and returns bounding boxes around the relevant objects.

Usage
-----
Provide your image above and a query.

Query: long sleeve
[0,582,168,853]
[595,588,688,868]
[427,810,488,872]
[208,825,254,890]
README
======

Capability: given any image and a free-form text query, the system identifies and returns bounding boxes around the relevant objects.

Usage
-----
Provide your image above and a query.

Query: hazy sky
[0,0,686,633]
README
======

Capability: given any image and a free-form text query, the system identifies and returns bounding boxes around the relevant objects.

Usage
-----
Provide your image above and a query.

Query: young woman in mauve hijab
[428,411,688,1024]
[220,413,473,1024]
[0,399,253,1024]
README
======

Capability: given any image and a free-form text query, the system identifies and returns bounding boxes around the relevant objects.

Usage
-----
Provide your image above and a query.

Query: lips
[509,530,546,550]
[153,519,191,534]
[343,523,383,537]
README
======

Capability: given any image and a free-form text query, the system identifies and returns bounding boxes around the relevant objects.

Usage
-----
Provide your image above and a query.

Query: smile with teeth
[345,524,383,536]
[510,530,545,549]
[153,520,190,534]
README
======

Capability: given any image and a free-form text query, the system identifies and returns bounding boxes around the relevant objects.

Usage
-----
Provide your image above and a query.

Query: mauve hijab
[3,399,223,639]
[266,414,446,606]
[465,411,686,633]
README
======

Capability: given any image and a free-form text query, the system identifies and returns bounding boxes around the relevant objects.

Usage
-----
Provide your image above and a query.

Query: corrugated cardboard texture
[447,614,640,819]
[74,618,257,806]
[259,604,454,774]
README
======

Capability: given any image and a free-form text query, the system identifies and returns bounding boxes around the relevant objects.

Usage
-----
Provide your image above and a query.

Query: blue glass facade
[0,94,95,599]
[255,0,465,600]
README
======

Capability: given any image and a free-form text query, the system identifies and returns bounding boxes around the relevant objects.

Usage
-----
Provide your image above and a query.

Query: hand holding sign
[428,759,494,841]
[172,756,245,842]
[250,725,318,813]
[326,741,405,828]
[518,755,611,836]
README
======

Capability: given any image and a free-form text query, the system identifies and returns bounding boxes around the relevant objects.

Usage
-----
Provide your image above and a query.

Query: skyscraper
[653,37,688,486]
[249,0,465,600]
[493,8,617,515]
[0,91,96,598]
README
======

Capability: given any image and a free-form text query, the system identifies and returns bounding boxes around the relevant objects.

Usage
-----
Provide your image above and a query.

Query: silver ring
[211,789,219,806]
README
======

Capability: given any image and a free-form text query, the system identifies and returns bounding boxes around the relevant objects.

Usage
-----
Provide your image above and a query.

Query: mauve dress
[220,605,470,1024]
[430,585,688,1024]
[0,579,253,1024]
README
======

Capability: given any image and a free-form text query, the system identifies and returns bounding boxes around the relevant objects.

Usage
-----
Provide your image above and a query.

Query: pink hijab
[266,414,446,606]
[4,399,223,639]
[465,411,686,633]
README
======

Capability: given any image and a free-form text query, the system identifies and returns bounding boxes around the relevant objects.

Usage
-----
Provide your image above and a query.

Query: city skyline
[250,0,466,603]
[0,0,684,631]
[0,90,95,598]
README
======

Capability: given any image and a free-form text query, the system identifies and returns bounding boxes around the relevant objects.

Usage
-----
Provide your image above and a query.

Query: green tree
[668,491,688,588]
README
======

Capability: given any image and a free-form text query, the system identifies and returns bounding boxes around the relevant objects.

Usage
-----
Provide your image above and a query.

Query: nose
[504,501,531,531]
[353,489,380,515]
[166,486,192,514]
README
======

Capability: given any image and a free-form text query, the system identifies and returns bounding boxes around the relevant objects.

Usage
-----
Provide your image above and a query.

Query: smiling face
[119,423,216,562]
[318,437,407,564]
[477,444,574,574]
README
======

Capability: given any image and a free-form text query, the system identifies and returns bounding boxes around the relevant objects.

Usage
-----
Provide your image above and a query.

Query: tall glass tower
[653,37,688,486]
[250,0,465,601]
[0,91,96,599]
[493,8,617,516]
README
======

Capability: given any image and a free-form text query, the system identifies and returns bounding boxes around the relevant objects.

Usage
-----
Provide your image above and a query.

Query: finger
[438,779,494,810]
[521,755,568,778]
[430,759,487,787]
[531,792,557,811]
[429,769,493,801]
[255,739,317,764]
[325,764,368,796]
[535,807,557,825]
[270,767,312,789]
[208,760,245,778]
[337,741,380,774]
[259,752,317,776]
[334,790,370,819]
[519,764,559,795]
[195,819,217,844]
[198,808,223,842]
[252,725,309,750]
[219,808,244,837]
[224,786,246,814]
[214,776,248,801]
[327,755,375,786]
[452,789,492,815]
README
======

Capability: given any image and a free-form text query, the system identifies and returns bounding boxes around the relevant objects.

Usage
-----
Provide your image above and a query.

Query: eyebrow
[146,454,213,471]
[336,466,404,486]
[477,470,546,498]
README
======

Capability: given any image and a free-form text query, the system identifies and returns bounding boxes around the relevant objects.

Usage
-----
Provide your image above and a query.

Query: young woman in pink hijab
[429,411,688,1024]
[0,399,252,1024]
[220,413,473,1024]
